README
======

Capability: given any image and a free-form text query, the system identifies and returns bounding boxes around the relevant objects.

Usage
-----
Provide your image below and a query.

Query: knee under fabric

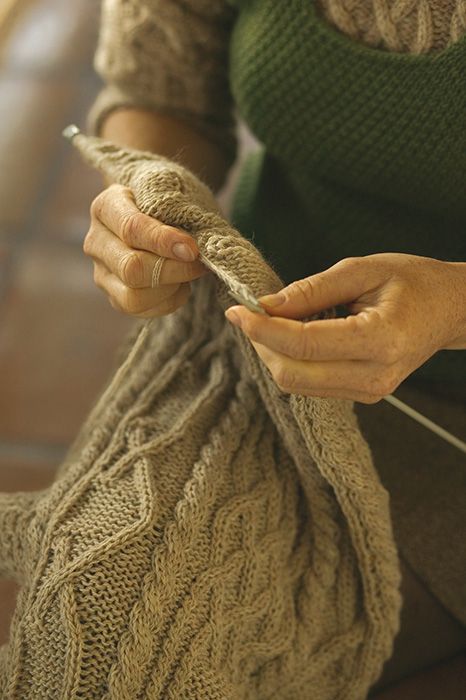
[0,131,402,699]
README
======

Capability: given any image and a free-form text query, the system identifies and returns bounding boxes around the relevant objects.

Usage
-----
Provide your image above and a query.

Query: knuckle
[380,332,407,364]
[109,182,129,196]
[158,223,175,240]
[334,255,363,270]
[352,312,403,363]
[108,296,123,313]
[368,376,388,396]
[350,314,372,345]
[119,251,144,288]
[158,224,181,254]
[92,265,103,289]
[296,323,316,359]
[108,182,131,202]
[289,277,317,306]
[368,369,399,397]
[120,287,143,315]
[120,212,143,245]
[339,312,366,340]
[278,324,313,360]
[83,230,94,256]
[340,255,363,267]
[90,191,106,221]
[378,343,399,365]
[272,363,295,393]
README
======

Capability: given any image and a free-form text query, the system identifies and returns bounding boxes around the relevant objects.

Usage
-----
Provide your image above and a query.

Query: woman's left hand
[224,253,466,403]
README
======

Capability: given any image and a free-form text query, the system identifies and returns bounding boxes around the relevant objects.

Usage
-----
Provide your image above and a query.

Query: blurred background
[0,0,255,641]
[0,5,465,697]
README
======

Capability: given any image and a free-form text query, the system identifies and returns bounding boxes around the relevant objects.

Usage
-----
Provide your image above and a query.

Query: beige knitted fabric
[88,0,239,167]
[0,132,401,699]
[315,0,466,54]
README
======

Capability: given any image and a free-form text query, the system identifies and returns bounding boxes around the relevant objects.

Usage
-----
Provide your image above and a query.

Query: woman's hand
[224,253,466,403]
[84,183,210,317]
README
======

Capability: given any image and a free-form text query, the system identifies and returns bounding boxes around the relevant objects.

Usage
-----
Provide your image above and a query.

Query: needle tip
[62,124,81,141]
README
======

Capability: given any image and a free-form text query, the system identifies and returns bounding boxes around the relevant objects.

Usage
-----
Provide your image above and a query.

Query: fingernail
[172,242,196,262]
[258,293,286,308]
[225,309,242,328]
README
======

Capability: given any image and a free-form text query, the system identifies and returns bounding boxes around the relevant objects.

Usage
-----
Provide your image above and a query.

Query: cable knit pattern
[87,0,466,160]
[0,132,402,699]
[87,0,238,167]
[315,0,466,53]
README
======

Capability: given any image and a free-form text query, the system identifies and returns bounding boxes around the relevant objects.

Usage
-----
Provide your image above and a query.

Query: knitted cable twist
[87,0,466,178]
[0,133,402,699]
[89,0,239,167]
[315,0,466,53]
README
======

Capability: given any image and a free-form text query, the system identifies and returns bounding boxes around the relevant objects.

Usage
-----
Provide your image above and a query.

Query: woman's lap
[355,381,465,624]
[354,380,466,692]
[371,555,466,692]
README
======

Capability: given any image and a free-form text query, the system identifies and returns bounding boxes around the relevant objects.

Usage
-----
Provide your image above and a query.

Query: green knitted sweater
[86,0,465,396]
[228,0,466,398]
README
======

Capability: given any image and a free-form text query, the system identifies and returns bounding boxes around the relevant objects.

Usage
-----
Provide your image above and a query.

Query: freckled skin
[225,253,466,403]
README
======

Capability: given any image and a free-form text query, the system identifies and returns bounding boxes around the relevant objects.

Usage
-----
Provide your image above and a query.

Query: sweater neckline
[304,0,466,63]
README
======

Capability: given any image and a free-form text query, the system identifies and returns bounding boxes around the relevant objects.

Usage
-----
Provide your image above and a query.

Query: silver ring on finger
[151,255,165,288]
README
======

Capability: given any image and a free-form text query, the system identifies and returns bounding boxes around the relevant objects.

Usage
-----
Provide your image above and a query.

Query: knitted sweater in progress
[86,0,466,394]
[0,2,463,698]
[0,132,401,698]
[87,0,466,162]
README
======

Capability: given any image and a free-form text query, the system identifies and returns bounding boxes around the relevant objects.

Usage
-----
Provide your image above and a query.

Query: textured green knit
[228,0,466,397]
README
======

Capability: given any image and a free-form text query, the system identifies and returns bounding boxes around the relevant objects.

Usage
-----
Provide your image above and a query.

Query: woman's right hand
[84,183,210,317]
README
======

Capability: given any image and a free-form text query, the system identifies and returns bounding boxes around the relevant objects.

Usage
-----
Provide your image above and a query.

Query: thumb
[258,258,376,318]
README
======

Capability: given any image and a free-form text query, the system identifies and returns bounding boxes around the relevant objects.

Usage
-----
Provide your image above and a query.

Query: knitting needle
[64,122,465,455]
[244,297,466,454]
[383,393,466,454]
[227,288,268,314]
[63,124,80,140]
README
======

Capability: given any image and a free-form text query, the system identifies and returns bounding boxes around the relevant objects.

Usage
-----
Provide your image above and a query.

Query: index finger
[226,307,378,362]
[91,183,200,262]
